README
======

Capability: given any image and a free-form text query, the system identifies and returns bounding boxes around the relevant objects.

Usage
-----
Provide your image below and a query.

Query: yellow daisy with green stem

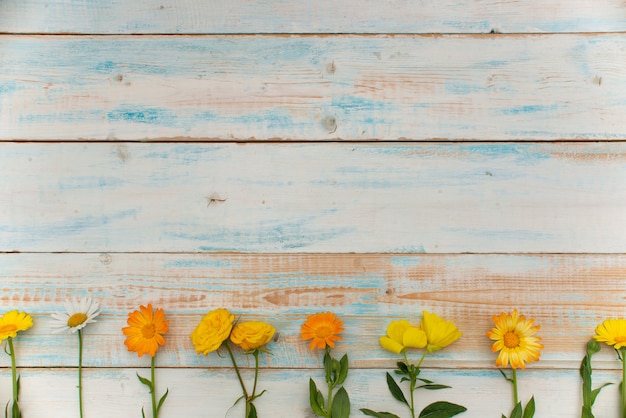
[51,297,101,418]
[487,309,542,418]
[593,318,626,418]
[0,310,33,418]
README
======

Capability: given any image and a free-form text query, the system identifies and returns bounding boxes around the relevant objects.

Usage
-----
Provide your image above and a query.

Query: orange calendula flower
[487,309,543,369]
[0,310,33,341]
[301,311,344,350]
[593,318,626,349]
[123,304,169,357]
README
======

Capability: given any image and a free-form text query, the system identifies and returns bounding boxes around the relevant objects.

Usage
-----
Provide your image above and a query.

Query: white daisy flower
[51,297,101,334]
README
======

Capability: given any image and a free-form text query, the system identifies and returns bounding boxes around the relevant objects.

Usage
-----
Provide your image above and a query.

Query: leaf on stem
[336,354,349,386]
[136,373,153,392]
[522,397,535,418]
[309,378,326,417]
[157,388,169,414]
[360,409,401,418]
[331,387,350,418]
[509,402,522,418]
[418,401,467,418]
[248,402,258,418]
[386,372,408,406]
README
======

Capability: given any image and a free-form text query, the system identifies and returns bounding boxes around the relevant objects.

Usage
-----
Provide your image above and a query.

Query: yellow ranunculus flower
[230,321,276,351]
[421,311,462,353]
[0,310,33,341]
[190,308,235,355]
[380,319,427,354]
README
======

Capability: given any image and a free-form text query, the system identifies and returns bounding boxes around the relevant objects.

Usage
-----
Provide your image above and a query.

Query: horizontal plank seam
[1,32,625,37]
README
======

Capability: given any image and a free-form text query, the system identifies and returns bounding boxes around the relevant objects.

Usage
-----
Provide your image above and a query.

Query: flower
[487,309,543,369]
[190,308,235,355]
[230,321,276,351]
[51,297,101,334]
[593,318,626,349]
[421,311,462,353]
[380,319,427,354]
[0,310,33,341]
[301,311,344,350]
[123,304,169,357]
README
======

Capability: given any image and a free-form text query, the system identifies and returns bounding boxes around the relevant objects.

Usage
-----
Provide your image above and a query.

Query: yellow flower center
[142,324,156,339]
[0,324,17,334]
[67,313,88,328]
[615,336,626,343]
[315,325,332,339]
[503,331,520,348]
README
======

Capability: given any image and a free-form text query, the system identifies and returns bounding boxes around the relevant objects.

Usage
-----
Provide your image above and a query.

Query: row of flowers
[0,300,624,418]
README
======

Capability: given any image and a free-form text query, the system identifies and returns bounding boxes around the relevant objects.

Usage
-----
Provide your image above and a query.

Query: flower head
[593,318,626,349]
[487,309,543,369]
[230,321,276,352]
[301,311,344,350]
[380,320,427,354]
[0,310,33,341]
[190,308,235,355]
[51,297,101,334]
[421,311,462,353]
[122,304,169,357]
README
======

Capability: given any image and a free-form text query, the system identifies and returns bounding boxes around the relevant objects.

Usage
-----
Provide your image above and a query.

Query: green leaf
[136,373,153,390]
[386,372,408,406]
[581,405,595,418]
[590,383,612,405]
[417,378,434,384]
[309,378,326,417]
[247,403,257,418]
[141,407,146,418]
[418,401,467,418]
[360,409,401,418]
[336,354,349,386]
[157,388,169,414]
[396,362,409,374]
[330,387,350,418]
[522,397,535,418]
[509,402,522,418]
[417,384,451,390]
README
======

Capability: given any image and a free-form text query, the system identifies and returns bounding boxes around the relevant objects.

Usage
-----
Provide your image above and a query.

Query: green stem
[78,330,84,418]
[325,347,333,418]
[7,338,18,411]
[151,356,158,418]
[251,350,259,400]
[225,343,249,418]
[511,368,519,406]
[620,347,626,418]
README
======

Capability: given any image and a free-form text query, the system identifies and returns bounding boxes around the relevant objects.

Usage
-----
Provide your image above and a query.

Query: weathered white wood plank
[1,0,625,34]
[2,142,626,253]
[1,35,624,141]
[0,368,619,417]
[1,253,624,369]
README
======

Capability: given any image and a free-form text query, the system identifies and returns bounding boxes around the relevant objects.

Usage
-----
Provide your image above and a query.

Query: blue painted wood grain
[1,0,625,34]
[0,253,623,369]
[1,35,624,140]
[2,142,625,253]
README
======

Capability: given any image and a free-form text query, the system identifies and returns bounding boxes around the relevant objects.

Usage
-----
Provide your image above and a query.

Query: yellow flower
[487,309,543,369]
[122,304,169,357]
[191,308,235,355]
[230,321,276,351]
[380,320,427,354]
[421,311,462,353]
[0,310,33,341]
[301,312,344,350]
[593,318,626,349]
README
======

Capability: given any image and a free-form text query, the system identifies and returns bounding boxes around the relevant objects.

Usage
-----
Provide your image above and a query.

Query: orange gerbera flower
[123,304,169,357]
[301,311,344,350]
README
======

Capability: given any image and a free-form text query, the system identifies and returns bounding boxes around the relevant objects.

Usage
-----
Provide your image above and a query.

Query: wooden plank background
[1,1,626,417]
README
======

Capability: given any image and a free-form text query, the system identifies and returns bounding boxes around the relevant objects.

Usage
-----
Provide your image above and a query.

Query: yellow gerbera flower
[301,311,344,350]
[122,304,169,357]
[0,310,33,341]
[421,311,462,353]
[380,319,427,354]
[487,309,543,369]
[593,318,626,349]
